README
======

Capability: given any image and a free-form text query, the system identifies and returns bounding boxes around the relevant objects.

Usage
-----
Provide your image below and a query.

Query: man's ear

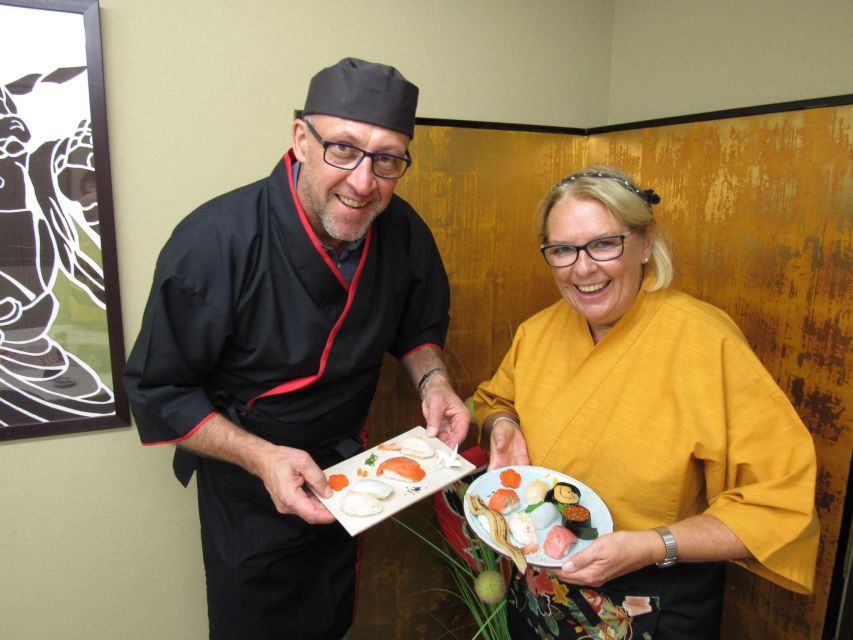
[292,119,309,162]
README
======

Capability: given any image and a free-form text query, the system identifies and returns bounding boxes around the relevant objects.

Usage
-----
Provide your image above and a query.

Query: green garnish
[365,453,378,466]
[524,501,545,513]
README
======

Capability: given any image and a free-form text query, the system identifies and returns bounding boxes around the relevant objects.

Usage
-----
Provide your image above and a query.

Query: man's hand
[400,347,470,448]
[178,413,336,524]
[258,445,337,524]
[420,380,470,447]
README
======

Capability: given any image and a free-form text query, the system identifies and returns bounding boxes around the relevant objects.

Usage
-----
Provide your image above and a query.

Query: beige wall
[609,0,853,124]
[1,1,850,638]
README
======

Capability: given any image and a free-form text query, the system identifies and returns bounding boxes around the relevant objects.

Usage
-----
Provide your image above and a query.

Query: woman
[473,167,819,639]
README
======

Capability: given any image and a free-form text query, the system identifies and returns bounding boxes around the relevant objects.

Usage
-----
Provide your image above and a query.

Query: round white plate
[463,465,613,568]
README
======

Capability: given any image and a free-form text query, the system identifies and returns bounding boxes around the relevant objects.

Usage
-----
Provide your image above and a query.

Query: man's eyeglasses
[540,230,634,268]
[303,119,412,179]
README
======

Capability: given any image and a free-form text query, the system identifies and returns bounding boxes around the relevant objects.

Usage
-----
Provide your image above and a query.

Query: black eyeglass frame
[540,230,634,268]
[303,118,412,179]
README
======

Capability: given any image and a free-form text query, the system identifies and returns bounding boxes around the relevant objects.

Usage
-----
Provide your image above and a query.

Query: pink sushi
[543,525,577,559]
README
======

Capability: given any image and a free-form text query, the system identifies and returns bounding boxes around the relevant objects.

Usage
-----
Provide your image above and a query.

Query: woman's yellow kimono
[473,286,818,594]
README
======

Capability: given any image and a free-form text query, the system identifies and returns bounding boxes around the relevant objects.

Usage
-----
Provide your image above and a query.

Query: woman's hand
[548,515,752,586]
[549,530,661,586]
[486,417,530,470]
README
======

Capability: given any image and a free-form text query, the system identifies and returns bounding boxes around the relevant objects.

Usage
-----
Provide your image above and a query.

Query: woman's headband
[559,170,661,206]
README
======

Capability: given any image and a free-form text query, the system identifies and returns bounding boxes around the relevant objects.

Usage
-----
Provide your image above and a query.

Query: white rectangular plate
[315,426,476,536]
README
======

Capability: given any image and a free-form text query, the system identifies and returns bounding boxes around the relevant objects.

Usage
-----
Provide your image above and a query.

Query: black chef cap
[303,57,419,139]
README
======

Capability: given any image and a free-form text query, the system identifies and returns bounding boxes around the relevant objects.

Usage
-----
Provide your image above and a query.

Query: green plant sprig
[393,513,513,640]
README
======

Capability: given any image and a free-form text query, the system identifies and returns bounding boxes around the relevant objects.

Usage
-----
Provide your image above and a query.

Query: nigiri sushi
[507,512,538,554]
[527,501,561,530]
[341,491,383,517]
[467,494,527,572]
[524,479,550,505]
[399,436,434,458]
[377,456,426,483]
[487,488,520,514]
[348,478,394,500]
[543,525,577,559]
[377,436,435,458]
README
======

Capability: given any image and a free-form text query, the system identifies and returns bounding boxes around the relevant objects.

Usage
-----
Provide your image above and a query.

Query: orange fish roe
[328,474,349,491]
[499,468,522,488]
[356,468,368,477]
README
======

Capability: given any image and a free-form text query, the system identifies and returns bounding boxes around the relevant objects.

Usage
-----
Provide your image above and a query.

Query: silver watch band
[653,527,678,568]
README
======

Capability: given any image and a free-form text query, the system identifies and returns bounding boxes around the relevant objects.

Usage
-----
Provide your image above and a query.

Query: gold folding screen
[353,105,852,639]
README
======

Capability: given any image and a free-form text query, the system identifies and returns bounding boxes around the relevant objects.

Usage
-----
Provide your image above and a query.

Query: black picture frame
[0,0,128,439]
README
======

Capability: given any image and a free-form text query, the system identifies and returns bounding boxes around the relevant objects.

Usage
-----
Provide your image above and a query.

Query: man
[123,58,469,639]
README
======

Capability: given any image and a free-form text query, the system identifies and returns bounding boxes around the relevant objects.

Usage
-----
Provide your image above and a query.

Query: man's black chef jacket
[123,150,451,480]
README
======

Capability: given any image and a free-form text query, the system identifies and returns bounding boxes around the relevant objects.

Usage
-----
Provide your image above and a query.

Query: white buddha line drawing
[0,67,115,427]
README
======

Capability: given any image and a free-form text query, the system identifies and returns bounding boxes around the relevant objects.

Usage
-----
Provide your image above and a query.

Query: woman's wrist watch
[653,527,678,568]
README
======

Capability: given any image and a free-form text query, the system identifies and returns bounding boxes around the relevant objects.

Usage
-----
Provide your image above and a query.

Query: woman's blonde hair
[536,165,673,291]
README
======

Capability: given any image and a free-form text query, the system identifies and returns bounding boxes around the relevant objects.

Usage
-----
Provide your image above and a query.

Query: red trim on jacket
[400,343,444,359]
[142,411,218,446]
[286,150,349,291]
[246,154,373,406]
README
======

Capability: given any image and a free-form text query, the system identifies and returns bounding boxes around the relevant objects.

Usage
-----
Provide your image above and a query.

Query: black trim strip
[411,93,853,135]
[415,117,586,136]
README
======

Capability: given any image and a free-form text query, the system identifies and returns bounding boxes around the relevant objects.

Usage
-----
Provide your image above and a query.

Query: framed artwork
[0,0,128,439]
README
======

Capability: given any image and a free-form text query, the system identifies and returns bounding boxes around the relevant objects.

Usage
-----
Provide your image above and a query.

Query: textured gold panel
[352,106,852,639]
[589,107,851,639]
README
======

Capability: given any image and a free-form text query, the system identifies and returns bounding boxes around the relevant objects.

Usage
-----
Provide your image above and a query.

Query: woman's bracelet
[492,416,521,430]
[417,367,446,399]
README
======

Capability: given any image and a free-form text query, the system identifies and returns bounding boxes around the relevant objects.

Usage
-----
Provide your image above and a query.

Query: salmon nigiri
[377,456,426,483]
[487,488,520,514]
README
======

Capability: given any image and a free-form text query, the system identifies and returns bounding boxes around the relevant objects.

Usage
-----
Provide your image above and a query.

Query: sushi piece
[507,512,539,554]
[487,488,521,514]
[524,479,550,505]
[543,525,578,559]
[545,482,582,508]
[399,436,434,459]
[377,436,435,458]
[467,494,527,572]
[477,514,493,535]
[561,504,593,536]
[526,501,561,530]
[341,491,383,517]
[348,478,394,500]
[377,456,426,483]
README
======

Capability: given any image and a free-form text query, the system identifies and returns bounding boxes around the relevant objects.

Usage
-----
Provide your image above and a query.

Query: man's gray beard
[320,206,382,243]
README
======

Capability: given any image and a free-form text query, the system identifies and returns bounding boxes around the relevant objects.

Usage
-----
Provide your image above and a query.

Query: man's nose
[347,157,378,193]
